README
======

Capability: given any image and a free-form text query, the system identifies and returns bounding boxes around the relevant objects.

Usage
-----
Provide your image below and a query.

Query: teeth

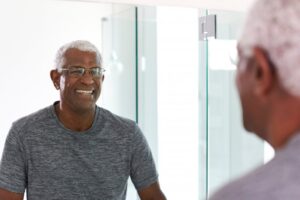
[76,90,93,94]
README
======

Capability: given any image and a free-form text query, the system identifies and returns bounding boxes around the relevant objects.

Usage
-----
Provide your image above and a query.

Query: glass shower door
[199,10,265,199]
[101,5,139,200]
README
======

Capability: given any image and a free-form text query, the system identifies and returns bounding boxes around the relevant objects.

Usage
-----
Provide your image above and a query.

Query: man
[0,40,166,200]
[210,0,300,199]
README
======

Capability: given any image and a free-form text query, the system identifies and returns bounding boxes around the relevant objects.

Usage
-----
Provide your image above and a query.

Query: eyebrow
[66,65,101,68]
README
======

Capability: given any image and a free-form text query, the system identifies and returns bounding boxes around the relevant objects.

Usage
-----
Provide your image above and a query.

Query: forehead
[237,43,241,52]
[63,48,98,66]
[237,43,246,55]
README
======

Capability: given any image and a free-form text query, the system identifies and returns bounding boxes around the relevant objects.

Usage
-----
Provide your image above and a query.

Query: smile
[76,89,94,95]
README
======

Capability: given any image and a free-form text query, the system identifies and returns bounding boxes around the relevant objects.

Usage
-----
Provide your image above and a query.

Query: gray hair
[239,0,300,96]
[55,40,102,69]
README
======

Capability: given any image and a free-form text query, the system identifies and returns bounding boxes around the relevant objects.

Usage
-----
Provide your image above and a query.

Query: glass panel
[136,6,159,164]
[202,10,265,197]
[101,5,138,200]
[155,6,200,200]
[198,10,208,200]
[137,6,202,199]
[101,5,136,120]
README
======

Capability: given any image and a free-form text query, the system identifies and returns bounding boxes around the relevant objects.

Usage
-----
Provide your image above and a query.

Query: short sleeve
[0,124,27,193]
[130,125,158,190]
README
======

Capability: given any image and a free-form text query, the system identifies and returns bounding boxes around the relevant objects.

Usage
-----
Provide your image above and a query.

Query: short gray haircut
[55,40,102,69]
[239,0,300,96]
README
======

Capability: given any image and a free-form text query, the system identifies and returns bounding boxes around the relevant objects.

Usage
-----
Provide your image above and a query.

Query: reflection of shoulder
[9,105,52,140]
[98,107,138,134]
[99,107,136,128]
[13,106,51,131]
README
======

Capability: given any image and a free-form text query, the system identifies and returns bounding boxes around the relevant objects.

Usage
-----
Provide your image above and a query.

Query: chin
[242,118,254,133]
[73,103,96,113]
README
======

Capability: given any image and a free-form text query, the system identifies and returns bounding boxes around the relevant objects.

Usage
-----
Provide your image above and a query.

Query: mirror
[0,0,271,199]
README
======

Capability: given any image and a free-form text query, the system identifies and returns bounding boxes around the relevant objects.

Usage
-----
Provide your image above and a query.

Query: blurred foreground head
[239,0,300,96]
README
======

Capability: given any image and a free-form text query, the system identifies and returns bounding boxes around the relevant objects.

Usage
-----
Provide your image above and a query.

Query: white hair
[239,0,300,96]
[55,40,102,69]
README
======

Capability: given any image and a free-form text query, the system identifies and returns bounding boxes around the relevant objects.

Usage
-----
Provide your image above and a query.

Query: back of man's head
[239,0,300,97]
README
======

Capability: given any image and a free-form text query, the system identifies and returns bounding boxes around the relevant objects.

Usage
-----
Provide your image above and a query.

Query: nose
[80,71,94,85]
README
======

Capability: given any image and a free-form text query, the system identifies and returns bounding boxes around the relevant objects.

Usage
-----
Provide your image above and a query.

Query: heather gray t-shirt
[210,132,300,200]
[0,103,158,200]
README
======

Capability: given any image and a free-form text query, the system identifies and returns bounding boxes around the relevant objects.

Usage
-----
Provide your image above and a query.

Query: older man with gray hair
[210,0,300,199]
[0,40,166,200]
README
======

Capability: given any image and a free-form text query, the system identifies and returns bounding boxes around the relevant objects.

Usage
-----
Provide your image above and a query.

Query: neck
[266,99,300,150]
[54,103,96,132]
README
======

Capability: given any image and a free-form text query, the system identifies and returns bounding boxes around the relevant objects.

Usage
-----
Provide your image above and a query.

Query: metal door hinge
[199,14,216,40]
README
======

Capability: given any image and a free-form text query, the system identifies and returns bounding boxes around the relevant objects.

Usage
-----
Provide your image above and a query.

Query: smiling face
[52,48,104,114]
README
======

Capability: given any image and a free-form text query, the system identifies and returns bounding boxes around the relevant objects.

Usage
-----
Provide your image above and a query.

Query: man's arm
[0,188,24,200]
[138,182,166,200]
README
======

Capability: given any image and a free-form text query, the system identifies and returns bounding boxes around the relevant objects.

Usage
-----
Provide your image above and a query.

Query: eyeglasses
[236,47,254,70]
[58,66,105,78]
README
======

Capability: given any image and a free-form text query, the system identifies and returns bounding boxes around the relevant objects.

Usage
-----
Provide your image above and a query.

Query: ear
[101,75,105,82]
[50,69,60,90]
[252,47,275,97]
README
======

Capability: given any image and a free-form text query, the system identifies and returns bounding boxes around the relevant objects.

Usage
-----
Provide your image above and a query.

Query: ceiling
[60,0,256,11]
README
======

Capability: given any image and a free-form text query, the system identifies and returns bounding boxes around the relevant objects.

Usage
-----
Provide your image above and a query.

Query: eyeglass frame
[57,66,106,78]
[237,45,276,73]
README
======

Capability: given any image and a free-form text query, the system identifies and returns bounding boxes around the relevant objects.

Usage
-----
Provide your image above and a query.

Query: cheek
[59,77,66,92]
[235,70,243,93]
[59,77,75,94]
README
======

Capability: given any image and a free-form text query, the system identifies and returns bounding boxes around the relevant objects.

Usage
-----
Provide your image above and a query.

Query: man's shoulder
[96,107,145,141]
[98,106,137,130]
[209,164,269,200]
[209,154,300,200]
[12,105,52,133]
[209,167,261,199]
